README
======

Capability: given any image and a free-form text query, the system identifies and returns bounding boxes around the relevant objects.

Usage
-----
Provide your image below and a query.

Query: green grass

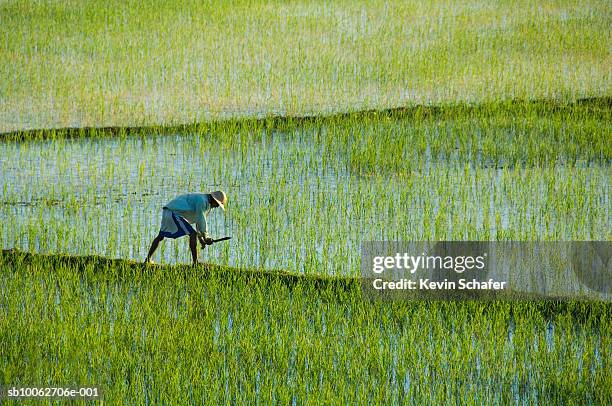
[1,251,609,403]
[1,0,610,132]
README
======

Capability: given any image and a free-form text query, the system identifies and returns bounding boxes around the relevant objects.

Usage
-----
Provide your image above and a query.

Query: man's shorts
[158,208,196,239]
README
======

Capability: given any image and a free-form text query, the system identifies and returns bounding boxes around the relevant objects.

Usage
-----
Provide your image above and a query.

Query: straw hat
[210,190,227,210]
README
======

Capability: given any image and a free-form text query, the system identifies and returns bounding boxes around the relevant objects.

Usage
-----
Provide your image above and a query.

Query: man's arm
[194,204,213,246]
[195,212,208,236]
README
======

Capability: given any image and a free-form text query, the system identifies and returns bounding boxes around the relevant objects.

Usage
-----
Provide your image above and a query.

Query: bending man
[145,191,227,264]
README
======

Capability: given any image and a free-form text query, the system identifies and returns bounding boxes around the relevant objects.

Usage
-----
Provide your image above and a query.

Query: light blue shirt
[164,193,212,237]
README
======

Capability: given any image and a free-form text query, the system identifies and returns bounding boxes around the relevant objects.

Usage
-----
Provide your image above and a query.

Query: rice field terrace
[1,0,611,403]
[1,101,610,273]
[1,0,610,132]
[1,251,610,404]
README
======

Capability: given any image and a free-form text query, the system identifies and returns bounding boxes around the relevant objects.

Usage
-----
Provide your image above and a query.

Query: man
[145,190,227,264]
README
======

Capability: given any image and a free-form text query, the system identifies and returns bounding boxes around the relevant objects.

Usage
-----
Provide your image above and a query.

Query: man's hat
[210,190,227,211]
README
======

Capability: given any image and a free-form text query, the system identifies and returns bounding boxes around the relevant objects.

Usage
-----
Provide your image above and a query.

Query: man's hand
[199,235,214,248]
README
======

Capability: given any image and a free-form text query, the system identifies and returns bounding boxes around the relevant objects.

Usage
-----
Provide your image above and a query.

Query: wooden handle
[211,236,232,243]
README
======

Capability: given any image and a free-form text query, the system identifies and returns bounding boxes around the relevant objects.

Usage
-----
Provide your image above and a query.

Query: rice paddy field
[1,251,610,404]
[1,0,611,404]
[1,102,611,272]
[1,0,610,132]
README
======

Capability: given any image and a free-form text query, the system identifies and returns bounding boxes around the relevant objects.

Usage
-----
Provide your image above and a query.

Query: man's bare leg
[145,235,164,263]
[189,232,198,264]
